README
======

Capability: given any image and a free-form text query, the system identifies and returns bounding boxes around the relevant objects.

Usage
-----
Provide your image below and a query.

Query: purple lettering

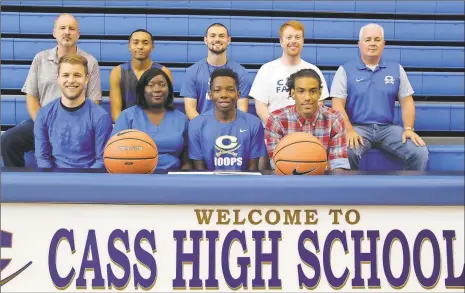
[76,230,105,289]
[323,230,349,289]
[252,231,282,289]
[205,231,219,289]
[172,230,203,289]
[297,230,320,289]
[133,229,157,290]
[413,229,441,289]
[222,230,250,290]
[443,230,464,288]
[383,229,410,289]
[107,229,130,290]
[48,229,75,289]
[351,230,380,288]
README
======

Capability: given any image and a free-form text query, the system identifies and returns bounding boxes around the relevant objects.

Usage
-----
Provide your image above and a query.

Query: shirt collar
[47,46,82,63]
[292,105,320,127]
[356,57,387,70]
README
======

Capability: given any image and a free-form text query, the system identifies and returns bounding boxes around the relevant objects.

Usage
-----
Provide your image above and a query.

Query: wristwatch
[404,127,414,131]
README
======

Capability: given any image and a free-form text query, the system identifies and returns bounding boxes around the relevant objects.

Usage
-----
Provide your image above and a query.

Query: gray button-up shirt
[21,46,102,107]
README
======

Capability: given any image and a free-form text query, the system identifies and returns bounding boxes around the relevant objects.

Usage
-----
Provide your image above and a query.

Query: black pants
[1,119,34,167]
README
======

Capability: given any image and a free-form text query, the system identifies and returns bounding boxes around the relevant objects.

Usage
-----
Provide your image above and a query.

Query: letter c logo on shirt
[216,135,239,150]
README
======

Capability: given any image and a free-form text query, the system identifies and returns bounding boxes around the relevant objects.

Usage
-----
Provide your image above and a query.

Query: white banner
[1,203,464,292]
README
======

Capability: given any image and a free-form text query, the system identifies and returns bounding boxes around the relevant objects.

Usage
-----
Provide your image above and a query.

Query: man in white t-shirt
[250,20,329,125]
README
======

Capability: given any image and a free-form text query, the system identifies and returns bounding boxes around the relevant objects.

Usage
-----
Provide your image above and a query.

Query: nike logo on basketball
[292,166,319,175]
[240,129,248,133]
[356,78,364,82]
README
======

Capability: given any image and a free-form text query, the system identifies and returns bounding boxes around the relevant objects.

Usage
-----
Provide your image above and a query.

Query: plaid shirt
[265,105,350,170]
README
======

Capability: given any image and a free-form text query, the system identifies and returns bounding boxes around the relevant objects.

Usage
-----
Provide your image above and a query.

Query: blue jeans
[348,124,429,171]
[1,119,34,167]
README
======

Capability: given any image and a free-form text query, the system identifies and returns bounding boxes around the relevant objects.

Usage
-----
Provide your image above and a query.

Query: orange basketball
[272,132,327,175]
[104,130,158,174]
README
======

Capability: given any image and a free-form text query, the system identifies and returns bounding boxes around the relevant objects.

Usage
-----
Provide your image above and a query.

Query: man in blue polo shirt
[331,23,428,171]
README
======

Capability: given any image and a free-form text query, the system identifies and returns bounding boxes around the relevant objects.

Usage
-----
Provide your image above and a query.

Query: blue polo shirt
[334,59,405,125]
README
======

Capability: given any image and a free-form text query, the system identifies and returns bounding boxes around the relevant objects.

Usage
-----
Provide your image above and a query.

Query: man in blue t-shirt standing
[188,68,266,171]
[181,23,251,120]
[34,55,113,168]
[331,23,428,171]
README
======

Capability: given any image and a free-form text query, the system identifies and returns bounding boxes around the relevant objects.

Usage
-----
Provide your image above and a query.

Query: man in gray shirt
[1,13,102,167]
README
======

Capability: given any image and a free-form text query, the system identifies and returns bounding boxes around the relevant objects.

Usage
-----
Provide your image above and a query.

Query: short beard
[63,89,84,101]
[209,46,227,55]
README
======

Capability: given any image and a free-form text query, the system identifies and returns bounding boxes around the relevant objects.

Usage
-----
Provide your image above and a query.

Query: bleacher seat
[422,72,465,96]
[74,13,105,36]
[435,21,465,42]
[395,0,436,14]
[436,1,465,14]
[314,0,355,12]
[104,14,147,35]
[2,96,463,133]
[451,104,465,131]
[272,1,315,12]
[1,0,20,5]
[148,15,189,37]
[1,39,14,60]
[400,46,442,68]
[5,0,463,15]
[6,12,464,43]
[189,0,231,10]
[1,97,16,126]
[355,0,396,13]
[1,12,20,34]
[231,16,272,38]
[19,13,58,34]
[231,1,273,10]
[0,65,30,90]
[442,47,465,69]
[395,20,436,41]
[1,63,463,98]
[146,1,188,8]
[104,0,146,7]
[21,0,61,6]
[360,146,465,172]
[313,18,355,40]
[63,1,105,7]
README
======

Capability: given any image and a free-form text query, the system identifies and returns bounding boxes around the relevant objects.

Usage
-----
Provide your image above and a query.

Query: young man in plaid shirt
[265,69,350,171]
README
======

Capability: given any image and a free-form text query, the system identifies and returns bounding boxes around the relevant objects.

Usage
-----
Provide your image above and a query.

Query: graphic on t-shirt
[384,76,395,84]
[205,78,211,100]
[214,135,243,167]
[276,79,289,94]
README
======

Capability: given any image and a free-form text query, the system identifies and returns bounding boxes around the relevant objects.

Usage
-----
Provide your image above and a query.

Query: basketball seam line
[105,138,158,151]
[104,157,158,160]
[275,160,327,163]
[273,140,326,159]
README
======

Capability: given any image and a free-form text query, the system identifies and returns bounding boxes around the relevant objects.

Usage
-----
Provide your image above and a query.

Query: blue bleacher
[6,12,464,43]
[1,63,463,97]
[2,96,463,134]
[2,38,464,69]
[7,0,464,15]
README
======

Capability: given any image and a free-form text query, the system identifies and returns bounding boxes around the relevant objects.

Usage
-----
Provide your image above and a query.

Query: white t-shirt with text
[249,58,330,114]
